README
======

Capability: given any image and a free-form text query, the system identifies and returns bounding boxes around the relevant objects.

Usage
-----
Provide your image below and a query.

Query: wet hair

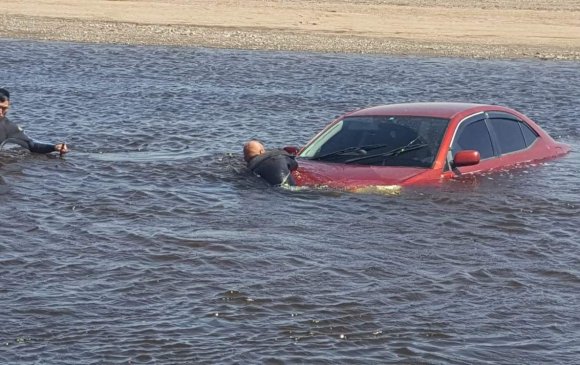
[0,88,9,102]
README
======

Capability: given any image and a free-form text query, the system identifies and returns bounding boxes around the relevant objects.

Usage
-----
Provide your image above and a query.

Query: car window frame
[449,112,498,159]
[445,112,496,172]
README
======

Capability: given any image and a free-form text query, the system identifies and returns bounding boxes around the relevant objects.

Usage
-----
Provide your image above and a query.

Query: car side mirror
[453,150,480,167]
[283,146,300,155]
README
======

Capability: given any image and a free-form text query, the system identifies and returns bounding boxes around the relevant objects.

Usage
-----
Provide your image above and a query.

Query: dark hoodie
[247,150,298,186]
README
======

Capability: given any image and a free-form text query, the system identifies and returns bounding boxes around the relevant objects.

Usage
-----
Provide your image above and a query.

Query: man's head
[243,140,265,162]
[0,88,10,118]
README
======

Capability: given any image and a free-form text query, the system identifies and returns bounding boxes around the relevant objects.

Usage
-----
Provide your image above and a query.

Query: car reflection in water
[288,102,570,190]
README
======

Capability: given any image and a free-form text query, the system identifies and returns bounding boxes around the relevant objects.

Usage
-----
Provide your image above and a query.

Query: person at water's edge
[0,88,68,154]
[243,140,298,186]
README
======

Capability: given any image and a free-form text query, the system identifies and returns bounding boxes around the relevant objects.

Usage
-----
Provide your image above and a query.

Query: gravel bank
[1,0,579,60]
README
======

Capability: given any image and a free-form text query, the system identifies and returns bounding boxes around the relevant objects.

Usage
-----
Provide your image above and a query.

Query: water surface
[1,39,579,364]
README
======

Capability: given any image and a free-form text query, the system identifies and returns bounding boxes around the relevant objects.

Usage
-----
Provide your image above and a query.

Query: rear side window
[452,119,495,159]
[488,118,526,154]
[521,122,539,146]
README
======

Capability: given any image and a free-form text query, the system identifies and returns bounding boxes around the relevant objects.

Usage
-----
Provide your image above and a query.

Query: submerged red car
[289,102,570,189]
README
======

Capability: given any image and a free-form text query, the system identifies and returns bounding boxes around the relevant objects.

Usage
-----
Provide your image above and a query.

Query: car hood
[292,158,429,188]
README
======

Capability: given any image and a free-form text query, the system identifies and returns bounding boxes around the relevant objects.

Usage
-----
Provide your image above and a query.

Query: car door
[449,114,500,175]
[448,111,541,176]
[486,111,539,166]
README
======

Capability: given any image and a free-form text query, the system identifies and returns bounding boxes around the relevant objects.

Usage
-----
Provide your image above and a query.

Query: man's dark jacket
[247,150,298,186]
[0,117,56,153]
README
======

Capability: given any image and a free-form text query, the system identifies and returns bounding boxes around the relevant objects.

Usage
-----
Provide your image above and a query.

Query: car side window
[488,118,527,154]
[521,122,539,147]
[452,119,495,159]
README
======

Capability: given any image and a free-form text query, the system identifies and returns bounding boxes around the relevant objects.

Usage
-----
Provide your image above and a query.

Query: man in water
[0,88,68,154]
[243,140,298,186]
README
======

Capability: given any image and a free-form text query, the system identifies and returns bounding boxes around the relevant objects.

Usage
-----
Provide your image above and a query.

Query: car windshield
[299,115,449,167]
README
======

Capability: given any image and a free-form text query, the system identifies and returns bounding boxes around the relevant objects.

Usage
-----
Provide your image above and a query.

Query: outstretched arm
[2,119,68,154]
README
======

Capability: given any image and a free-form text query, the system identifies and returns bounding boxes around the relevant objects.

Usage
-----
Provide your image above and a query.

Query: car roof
[346,102,490,119]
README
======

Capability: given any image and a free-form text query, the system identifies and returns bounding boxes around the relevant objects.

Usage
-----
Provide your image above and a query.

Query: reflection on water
[1,39,579,364]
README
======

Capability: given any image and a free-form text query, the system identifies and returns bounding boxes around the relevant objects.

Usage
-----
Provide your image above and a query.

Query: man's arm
[287,155,298,171]
[3,118,62,154]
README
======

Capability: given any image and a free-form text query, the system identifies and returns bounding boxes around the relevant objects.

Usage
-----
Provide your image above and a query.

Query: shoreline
[1,1,579,61]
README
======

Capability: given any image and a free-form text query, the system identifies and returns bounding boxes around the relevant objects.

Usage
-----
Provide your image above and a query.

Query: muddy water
[1,39,579,364]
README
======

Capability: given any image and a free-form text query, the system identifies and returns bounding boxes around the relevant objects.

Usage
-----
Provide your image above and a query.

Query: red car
[289,102,570,189]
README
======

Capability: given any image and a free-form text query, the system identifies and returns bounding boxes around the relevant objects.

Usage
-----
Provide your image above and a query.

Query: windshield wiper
[309,144,391,161]
[344,141,428,164]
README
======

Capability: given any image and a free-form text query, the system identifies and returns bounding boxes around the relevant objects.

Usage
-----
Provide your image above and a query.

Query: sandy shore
[1,0,579,60]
